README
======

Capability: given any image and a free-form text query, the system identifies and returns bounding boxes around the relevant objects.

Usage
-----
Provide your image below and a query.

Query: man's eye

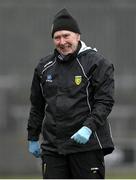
[54,37,58,40]
[64,34,69,38]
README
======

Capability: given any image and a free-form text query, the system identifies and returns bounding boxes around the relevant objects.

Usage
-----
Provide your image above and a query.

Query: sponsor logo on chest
[46,74,53,82]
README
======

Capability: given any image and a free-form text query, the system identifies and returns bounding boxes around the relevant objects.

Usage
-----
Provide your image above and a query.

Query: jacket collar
[78,41,97,55]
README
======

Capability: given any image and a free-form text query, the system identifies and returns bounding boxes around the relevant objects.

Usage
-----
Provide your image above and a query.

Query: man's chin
[60,51,71,56]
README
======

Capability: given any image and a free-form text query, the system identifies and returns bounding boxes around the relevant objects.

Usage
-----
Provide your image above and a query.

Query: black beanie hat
[51,8,81,38]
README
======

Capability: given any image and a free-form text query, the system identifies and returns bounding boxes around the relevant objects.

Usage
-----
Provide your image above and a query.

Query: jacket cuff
[27,131,39,141]
[83,117,97,131]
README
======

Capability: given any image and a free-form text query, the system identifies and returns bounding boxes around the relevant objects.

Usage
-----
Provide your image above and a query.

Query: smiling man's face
[53,30,80,56]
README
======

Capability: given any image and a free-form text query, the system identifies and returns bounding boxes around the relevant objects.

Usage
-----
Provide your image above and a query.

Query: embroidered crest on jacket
[75,76,82,85]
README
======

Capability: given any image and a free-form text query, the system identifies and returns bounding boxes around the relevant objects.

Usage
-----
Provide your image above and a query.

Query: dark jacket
[27,41,115,156]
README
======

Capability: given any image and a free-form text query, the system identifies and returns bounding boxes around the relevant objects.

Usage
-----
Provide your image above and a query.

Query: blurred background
[0,0,136,178]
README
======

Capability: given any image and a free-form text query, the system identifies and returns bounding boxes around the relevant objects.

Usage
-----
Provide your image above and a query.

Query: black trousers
[42,150,105,179]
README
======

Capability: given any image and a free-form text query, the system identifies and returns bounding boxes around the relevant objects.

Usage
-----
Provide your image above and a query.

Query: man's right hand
[28,141,41,158]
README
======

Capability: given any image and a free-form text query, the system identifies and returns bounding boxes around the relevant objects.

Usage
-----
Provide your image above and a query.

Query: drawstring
[42,161,46,178]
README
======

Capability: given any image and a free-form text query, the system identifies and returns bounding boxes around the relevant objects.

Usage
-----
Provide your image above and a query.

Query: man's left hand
[71,126,92,144]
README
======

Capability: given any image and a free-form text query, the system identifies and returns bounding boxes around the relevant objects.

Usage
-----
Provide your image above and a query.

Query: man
[27,8,115,179]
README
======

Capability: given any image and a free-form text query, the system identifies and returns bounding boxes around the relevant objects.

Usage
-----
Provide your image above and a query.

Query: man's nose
[59,37,65,45]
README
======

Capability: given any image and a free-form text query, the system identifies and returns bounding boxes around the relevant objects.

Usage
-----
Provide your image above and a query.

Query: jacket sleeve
[83,59,115,131]
[27,67,45,141]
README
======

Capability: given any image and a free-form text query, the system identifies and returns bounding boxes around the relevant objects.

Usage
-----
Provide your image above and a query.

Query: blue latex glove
[28,141,41,158]
[71,126,92,144]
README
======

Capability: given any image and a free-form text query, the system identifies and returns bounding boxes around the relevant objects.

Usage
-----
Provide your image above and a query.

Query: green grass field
[106,172,136,179]
[106,168,136,179]
[1,168,136,179]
